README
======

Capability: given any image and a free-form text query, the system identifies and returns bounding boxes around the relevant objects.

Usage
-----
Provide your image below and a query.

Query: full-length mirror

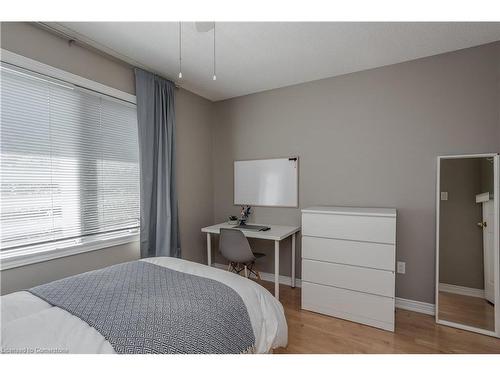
[436,154,499,336]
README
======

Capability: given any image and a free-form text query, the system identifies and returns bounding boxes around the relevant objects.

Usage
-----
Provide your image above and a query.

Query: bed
[0,257,288,354]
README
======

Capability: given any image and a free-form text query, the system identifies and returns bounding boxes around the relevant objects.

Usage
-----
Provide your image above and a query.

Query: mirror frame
[435,153,500,337]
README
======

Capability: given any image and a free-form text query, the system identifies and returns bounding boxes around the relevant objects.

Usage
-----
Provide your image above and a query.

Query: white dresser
[301,206,397,332]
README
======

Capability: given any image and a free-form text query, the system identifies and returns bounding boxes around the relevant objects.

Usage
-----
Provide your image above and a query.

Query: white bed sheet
[0,257,288,354]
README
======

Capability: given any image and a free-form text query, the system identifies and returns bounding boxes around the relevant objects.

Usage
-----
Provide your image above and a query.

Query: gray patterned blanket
[28,260,255,354]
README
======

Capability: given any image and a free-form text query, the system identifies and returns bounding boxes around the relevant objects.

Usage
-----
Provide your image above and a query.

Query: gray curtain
[134,68,180,258]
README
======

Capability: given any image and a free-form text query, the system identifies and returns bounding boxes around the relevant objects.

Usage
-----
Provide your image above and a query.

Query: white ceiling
[51,22,500,101]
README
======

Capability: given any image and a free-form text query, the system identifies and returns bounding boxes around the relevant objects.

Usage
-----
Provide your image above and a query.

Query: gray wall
[0,22,135,95]
[212,42,500,304]
[0,22,214,294]
[1,22,499,305]
[439,158,484,289]
[480,158,495,194]
[176,88,214,263]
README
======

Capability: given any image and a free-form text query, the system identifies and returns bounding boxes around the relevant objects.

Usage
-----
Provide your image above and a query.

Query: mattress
[0,257,288,354]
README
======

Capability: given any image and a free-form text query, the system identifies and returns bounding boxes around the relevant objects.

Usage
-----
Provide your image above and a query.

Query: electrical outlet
[440,192,448,201]
[397,261,406,274]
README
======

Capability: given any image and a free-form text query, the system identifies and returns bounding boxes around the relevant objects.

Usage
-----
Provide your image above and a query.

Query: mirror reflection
[438,156,495,331]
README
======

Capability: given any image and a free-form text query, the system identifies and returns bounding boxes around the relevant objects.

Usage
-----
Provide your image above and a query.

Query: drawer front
[302,259,394,297]
[302,236,395,271]
[301,281,395,331]
[302,213,396,244]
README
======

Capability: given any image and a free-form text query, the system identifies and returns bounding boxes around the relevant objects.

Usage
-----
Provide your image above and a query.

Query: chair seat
[219,228,265,280]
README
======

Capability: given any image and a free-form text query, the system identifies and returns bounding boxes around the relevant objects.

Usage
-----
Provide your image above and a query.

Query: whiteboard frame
[233,156,299,208]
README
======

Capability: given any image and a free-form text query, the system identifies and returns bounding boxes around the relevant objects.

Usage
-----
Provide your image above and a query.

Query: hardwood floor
[438,291,495,332]
[256,281,500,353]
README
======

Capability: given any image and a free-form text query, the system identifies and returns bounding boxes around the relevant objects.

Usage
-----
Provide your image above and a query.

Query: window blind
[0,64,140,251]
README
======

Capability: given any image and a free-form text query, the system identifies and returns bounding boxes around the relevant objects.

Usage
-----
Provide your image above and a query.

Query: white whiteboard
[234,157,299,207]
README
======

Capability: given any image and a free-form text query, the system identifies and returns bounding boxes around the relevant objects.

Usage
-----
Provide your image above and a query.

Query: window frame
[0,50,140,270]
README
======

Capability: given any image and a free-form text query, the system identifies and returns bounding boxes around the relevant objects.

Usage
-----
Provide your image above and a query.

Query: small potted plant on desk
[227,215,238,225]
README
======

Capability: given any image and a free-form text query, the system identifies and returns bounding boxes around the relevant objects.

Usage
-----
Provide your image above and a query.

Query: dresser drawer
[301,281,395,331]
[302,213,396,244]
[302,259,394,297]
[302,236,395,271]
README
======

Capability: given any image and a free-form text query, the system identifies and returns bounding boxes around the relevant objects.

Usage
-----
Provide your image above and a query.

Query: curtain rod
[34,22,180,89]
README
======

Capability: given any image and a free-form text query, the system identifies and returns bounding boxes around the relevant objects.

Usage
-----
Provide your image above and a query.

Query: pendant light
[213,22,216,81]
[180,22,218,82]
[178,22,182,79]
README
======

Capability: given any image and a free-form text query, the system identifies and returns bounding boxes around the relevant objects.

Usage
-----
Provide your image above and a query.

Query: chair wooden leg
[228,263,232,272]
[244,265,248,278]
[255,270,261,280]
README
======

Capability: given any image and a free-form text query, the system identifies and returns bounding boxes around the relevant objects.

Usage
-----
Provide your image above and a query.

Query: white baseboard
[213,262,436,316]
[439,283,485,298]
[395,297,435,316]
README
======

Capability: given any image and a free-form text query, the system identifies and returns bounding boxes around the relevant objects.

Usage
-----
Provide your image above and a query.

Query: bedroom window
[0,63,140,264]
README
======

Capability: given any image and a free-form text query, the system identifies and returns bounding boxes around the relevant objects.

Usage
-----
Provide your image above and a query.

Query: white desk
[201,222,301,299]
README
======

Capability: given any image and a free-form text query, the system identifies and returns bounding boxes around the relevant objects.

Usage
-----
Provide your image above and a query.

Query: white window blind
[0,64,140,252]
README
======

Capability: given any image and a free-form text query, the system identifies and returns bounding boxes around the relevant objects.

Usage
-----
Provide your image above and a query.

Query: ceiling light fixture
[178,22,182,79]
[213,22,216,81]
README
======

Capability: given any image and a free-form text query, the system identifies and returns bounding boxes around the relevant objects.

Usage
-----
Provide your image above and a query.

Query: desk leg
[207,233,212,266]
[291,233,296,288]
[274,240,280,299]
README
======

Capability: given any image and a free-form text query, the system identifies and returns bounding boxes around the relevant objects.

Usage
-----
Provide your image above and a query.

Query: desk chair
[219,228,265,279]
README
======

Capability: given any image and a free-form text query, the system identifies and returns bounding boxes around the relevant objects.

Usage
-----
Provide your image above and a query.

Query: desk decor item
[239,206,252,225]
